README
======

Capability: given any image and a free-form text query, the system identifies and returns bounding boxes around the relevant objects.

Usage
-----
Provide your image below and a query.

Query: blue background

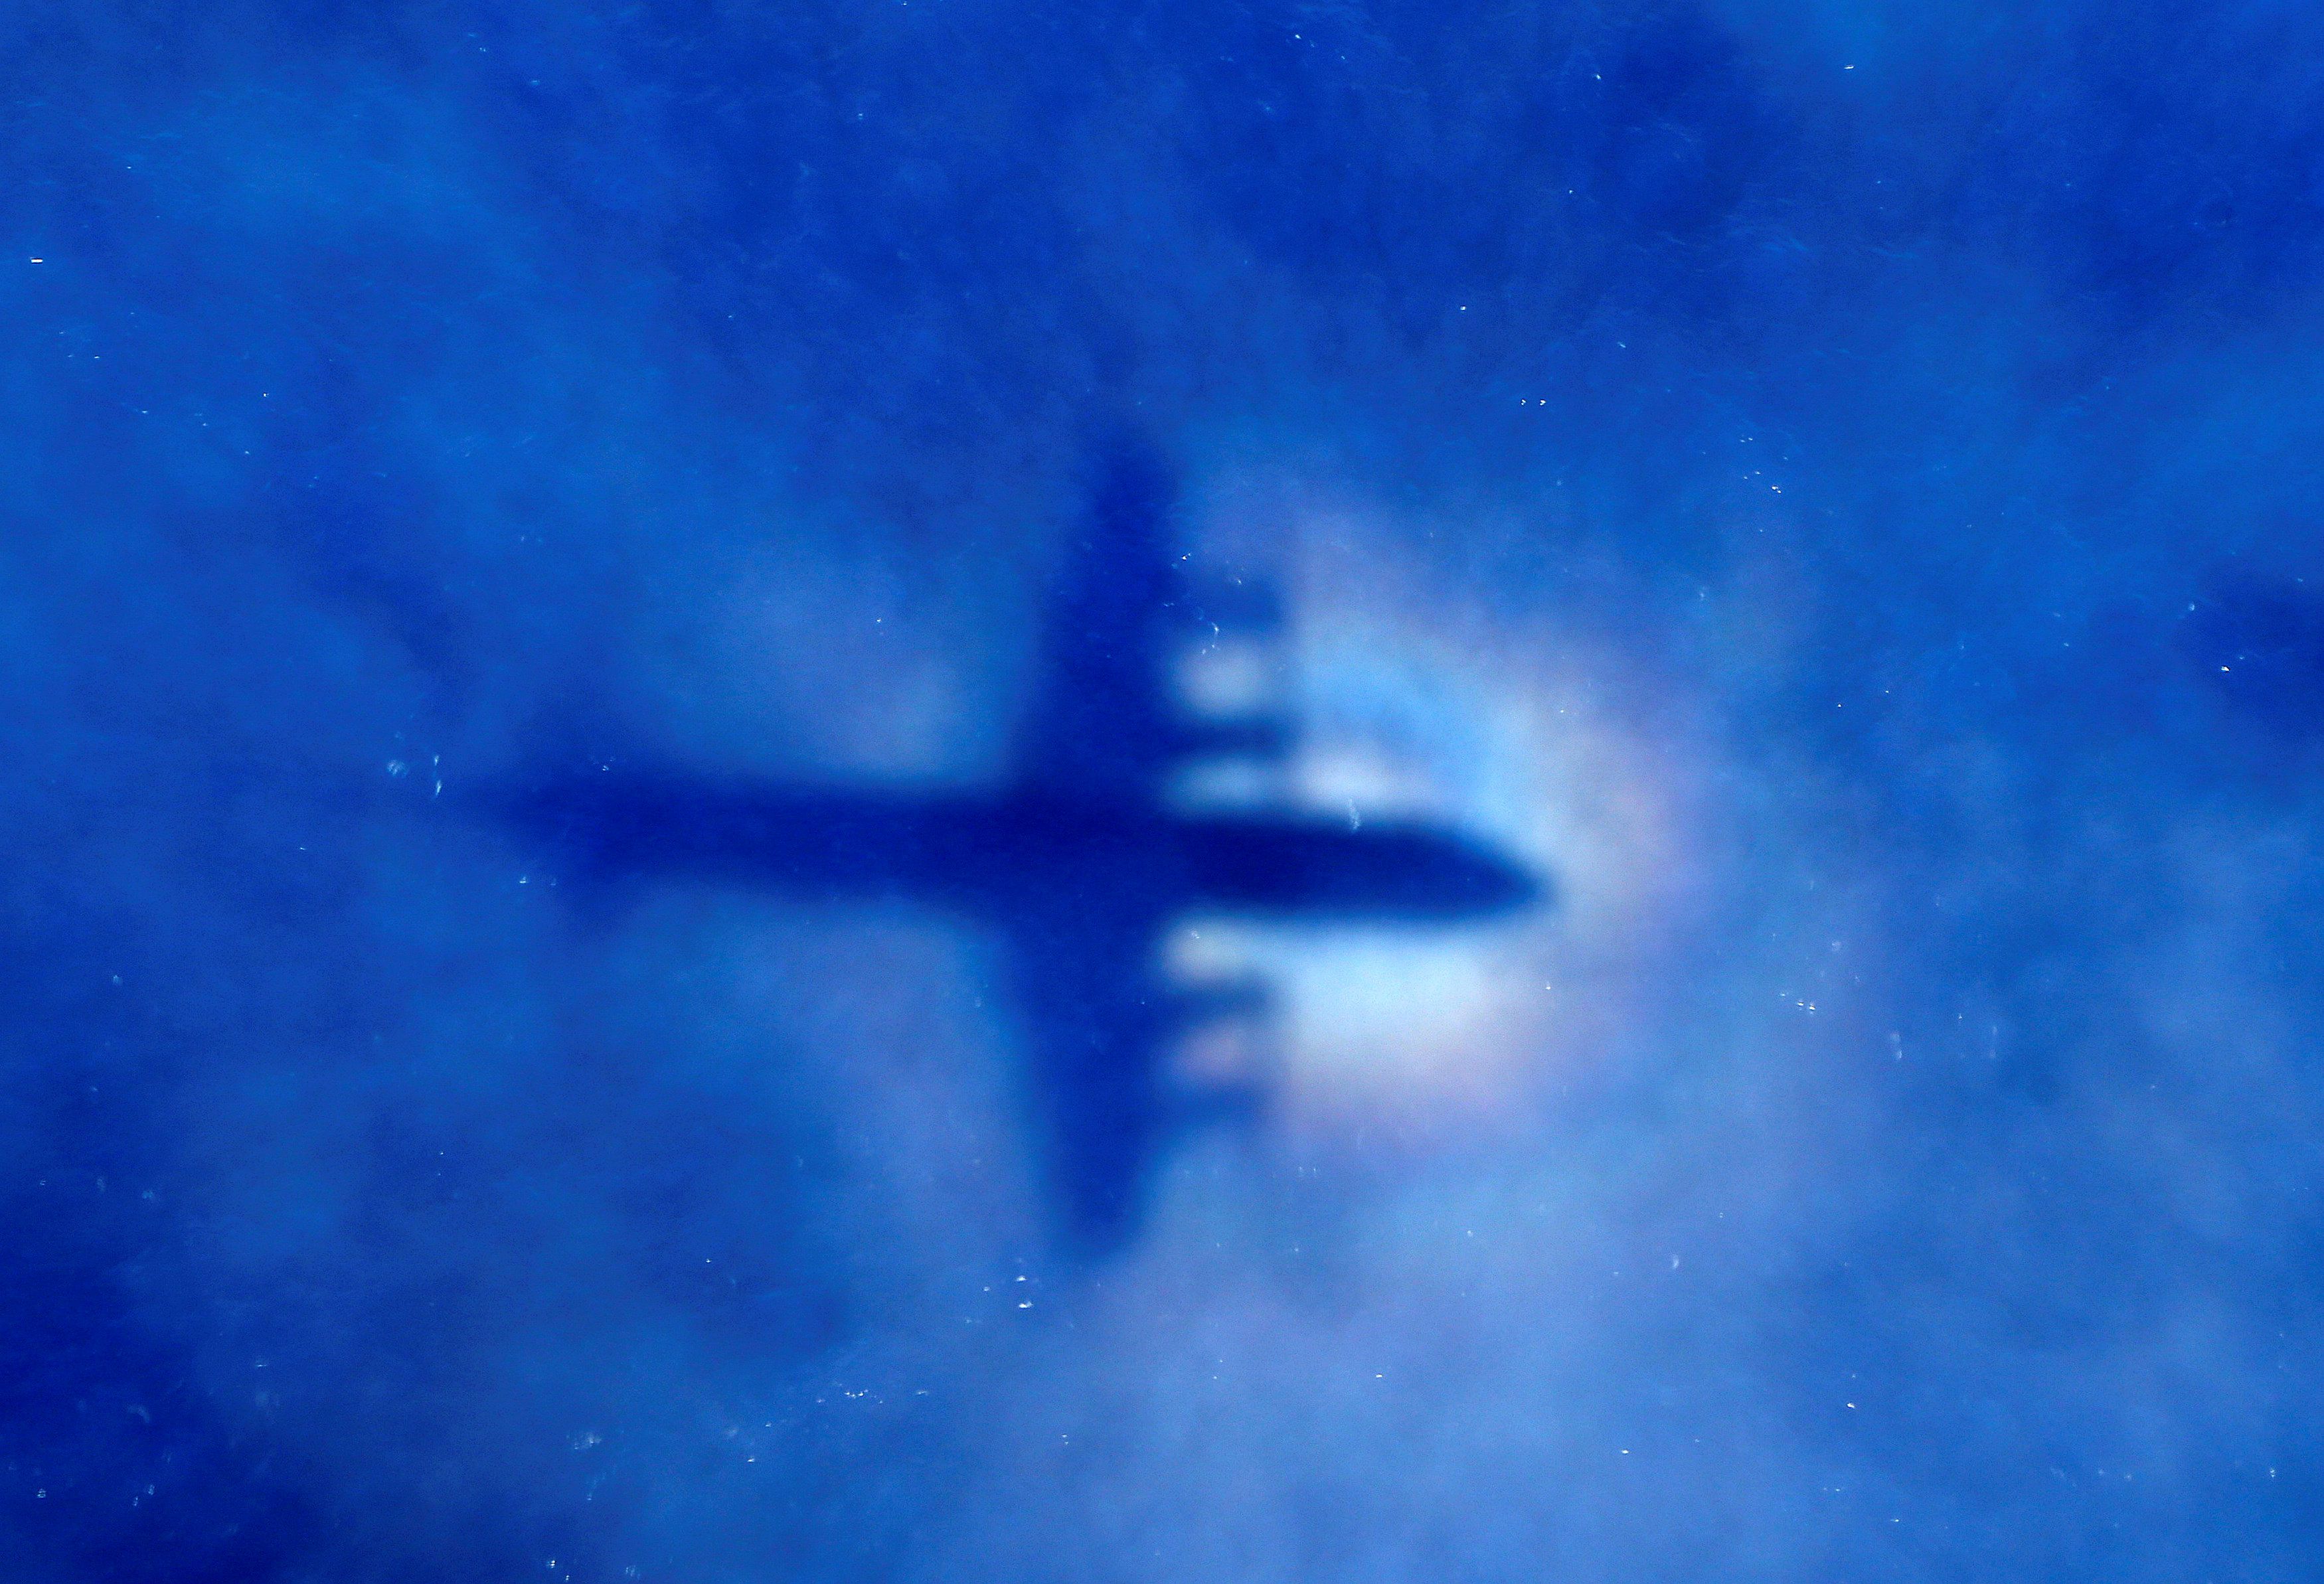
[11,2,2324,1577]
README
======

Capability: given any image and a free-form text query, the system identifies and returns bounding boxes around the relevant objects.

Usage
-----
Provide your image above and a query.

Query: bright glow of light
[1173,487,1709,1145]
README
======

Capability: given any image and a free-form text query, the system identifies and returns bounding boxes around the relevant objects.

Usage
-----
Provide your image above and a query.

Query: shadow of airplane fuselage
[521,780,1535,922]
[499,437,1541,1253]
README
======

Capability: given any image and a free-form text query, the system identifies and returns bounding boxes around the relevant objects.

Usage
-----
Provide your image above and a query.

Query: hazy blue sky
[12,2,2324,1578]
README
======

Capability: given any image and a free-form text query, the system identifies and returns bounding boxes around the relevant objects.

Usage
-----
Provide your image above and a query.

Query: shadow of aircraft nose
[1442,840,1544,915]
[1367,834,1540,919]
[1179,815,1547,923]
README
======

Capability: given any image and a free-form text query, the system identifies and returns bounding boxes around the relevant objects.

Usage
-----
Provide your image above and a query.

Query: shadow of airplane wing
[1013,434,1187,800]
[995,432,1297,1250]
[999,898,1176,1254]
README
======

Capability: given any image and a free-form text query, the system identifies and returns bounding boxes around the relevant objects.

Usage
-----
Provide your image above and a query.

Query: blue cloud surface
[11,1,2324,1577]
